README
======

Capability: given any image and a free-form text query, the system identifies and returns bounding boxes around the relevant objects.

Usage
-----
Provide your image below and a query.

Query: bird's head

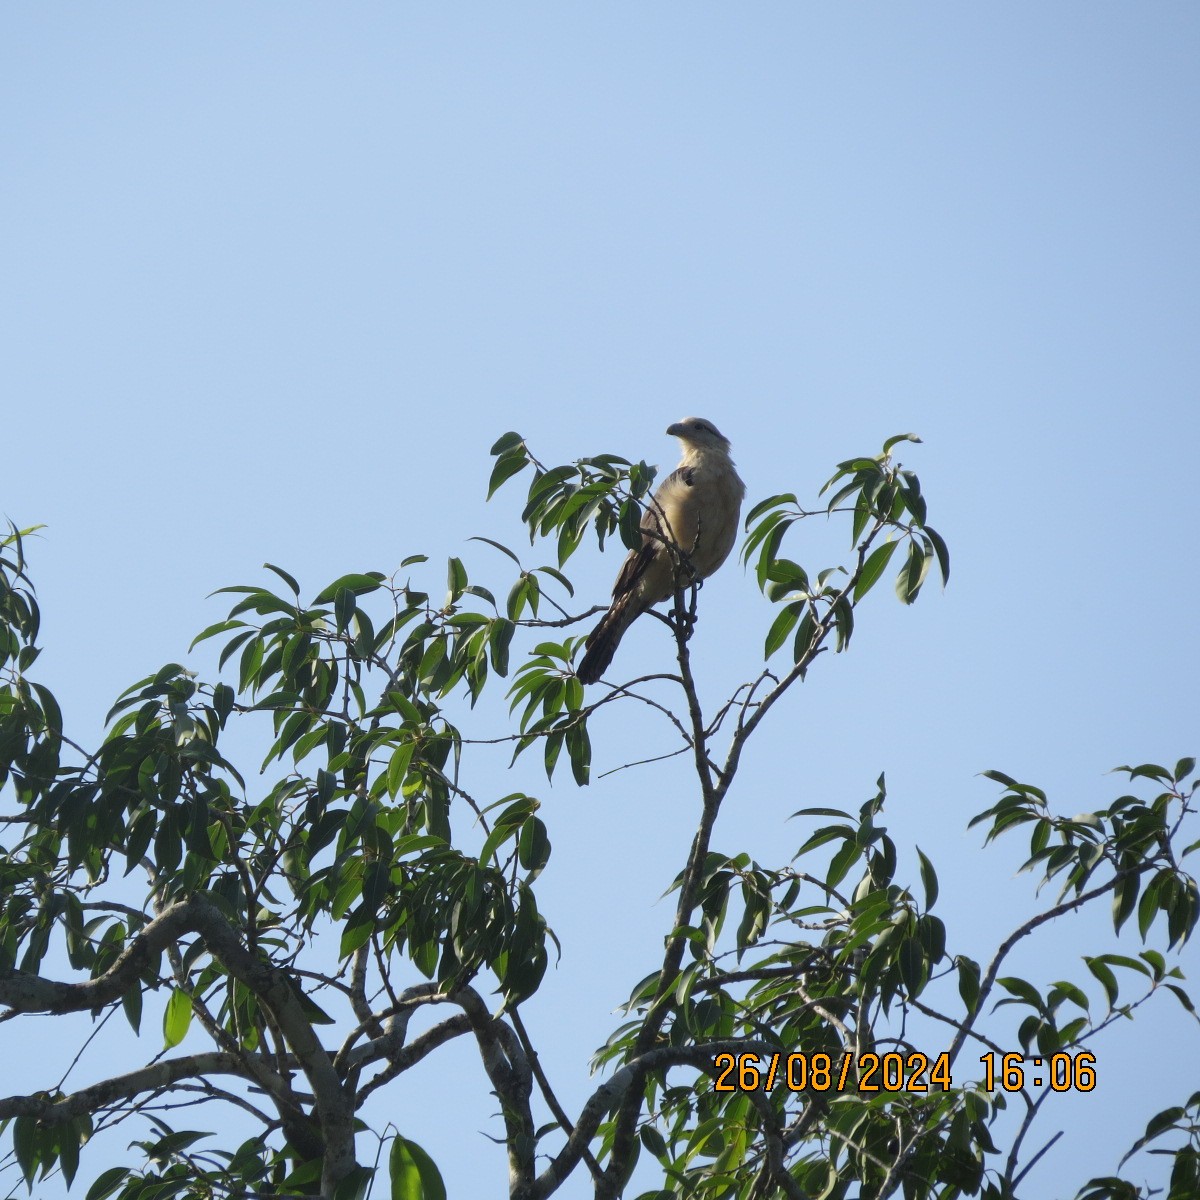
[666,417,732,454]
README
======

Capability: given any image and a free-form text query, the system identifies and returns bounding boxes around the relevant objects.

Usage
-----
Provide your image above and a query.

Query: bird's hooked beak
[665,422,684,436]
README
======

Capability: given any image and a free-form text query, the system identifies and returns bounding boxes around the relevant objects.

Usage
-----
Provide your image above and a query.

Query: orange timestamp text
[713,1050,954,1094]
[978,1052,1096,1093]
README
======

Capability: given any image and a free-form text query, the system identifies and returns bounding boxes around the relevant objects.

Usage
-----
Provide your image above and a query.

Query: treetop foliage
[0,430,1195,1200]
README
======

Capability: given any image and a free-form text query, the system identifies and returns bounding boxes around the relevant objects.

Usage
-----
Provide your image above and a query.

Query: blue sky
[2,5,1198,1197]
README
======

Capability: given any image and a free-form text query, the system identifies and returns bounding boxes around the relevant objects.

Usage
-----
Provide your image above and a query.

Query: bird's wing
[610,541,657,600]
[607,465,698,602]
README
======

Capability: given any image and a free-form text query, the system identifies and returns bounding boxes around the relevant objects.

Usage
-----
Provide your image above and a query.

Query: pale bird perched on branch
[576,418,745,685]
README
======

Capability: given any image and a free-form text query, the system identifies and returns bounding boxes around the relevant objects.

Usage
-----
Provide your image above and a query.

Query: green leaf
[854,540,899,601]
[445,556,468,602]
[263,562,301,595]
[796,822,856,856]
[490,431,525,456]
[925,526,951,585]
[13,1115,36,1184]
[617,497,642,550]
[334,586,356,634]
[189,619,248,651]
[791,609,816,665]
[741,507,793,568]
[743,492,797,528]
[504,576,528,622]
[335,1167,373,1200]
[480,817,519,867]
[763,602,802,660]
[791,806,853,819]
[898,936,927,995]
[212,681,234,723]
[123,982,143,1033]
[894,540,931,604]
[1167,876,1199,948]
[674,961,700,1007]
[851,490,872,544]
[225,589,297,619]
[31,680,63,735]
[900,473,927,525]
[1047,979,1090,1012]
[525,464,577,516]
[566,721,591,787]
[469,536,522,566]
[752,516,795,590]
[340,919,374,959]
[536,564,575,597]
[488,453,530,499]
[831,595,854,651]
[314,573,386,604]
[1084,956,1120,1008]
[882,432,922,454]
[387,742,415,797]
[85,1166,131,1200]
[1137,872,1164,939]
[957,956,981,1012]
[826,839,860,889]
[763,558,809,602]
[996,976,1044,1012]
[1165,983,1196,1014]
[1112,872,1139,934]
[915,846,938,910]
[1117,762,1173,784]
[517,817,552,876]
[640,1125,668,1158]
[390,1135,447,1200]
[488,618,515,676]
[163,988,194,1049]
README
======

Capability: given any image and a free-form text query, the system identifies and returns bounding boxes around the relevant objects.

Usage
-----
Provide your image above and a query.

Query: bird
[575,418,745,685]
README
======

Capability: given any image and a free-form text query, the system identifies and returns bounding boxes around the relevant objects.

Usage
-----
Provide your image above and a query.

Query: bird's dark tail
[576,595,640,684]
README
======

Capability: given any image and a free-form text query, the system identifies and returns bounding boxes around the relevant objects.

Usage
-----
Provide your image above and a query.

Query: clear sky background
[2,5,1198,1198]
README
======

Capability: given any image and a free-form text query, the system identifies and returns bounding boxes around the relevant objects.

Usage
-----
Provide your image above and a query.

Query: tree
[0,433,1195,1200]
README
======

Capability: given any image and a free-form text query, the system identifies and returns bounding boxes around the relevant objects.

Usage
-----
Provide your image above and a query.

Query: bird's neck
[679,444,730,470]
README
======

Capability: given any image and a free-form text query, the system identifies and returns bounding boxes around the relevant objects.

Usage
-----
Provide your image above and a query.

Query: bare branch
[510,1008,603,1183]
[0,895,356,1195]
[0,1053,255,1124]
[945,868,1144,1070]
